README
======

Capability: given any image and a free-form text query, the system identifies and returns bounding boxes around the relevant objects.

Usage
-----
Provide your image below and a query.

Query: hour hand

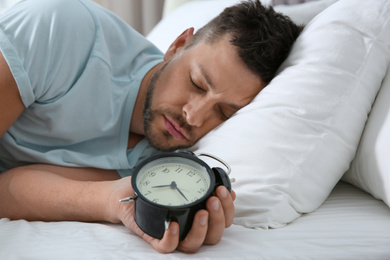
[152,182,188,201]
[151,184,171,188]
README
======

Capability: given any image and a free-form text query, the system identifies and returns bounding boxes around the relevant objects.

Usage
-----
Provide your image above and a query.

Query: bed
[1,0,390,259]
[1,182,389,259]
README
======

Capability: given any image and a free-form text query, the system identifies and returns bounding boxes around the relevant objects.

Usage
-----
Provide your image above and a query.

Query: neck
[128,62,163,147]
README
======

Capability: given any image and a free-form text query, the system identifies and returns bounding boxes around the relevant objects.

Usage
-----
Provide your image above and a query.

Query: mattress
[1,182,389,259]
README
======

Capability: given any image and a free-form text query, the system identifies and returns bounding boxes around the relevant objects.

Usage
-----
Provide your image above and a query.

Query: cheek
[152,76,188,110]
[152,88,183,112]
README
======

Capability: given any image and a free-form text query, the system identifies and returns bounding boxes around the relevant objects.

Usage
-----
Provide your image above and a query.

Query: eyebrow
[197,63,242,111]
[197,63,215,90]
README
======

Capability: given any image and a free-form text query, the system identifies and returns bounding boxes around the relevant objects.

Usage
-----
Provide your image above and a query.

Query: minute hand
[176,187,188,201]
[172,181,188,201]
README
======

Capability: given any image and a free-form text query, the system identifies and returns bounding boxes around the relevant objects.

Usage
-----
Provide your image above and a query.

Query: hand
[112,177,236,254]
[177,185,236,253]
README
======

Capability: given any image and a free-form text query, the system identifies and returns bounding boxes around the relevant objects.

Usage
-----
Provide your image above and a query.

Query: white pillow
[273,0,338,25]
[342,66,390,208]
[191,0,390,228]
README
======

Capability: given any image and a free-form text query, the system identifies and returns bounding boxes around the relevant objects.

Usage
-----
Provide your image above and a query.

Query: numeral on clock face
[136,158,211,206]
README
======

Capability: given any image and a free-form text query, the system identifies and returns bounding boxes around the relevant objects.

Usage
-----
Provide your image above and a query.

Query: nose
[182,98,210,127]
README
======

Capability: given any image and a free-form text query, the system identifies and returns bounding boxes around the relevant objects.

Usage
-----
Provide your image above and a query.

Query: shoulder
[2,0,103,32]
[0,0,108,105]
[12,0,98,17]
[0,0,99,48]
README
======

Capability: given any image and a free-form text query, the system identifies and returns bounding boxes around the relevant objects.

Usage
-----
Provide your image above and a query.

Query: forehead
[187,37,264,107]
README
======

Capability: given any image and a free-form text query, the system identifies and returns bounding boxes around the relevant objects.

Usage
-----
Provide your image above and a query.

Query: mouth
[164,116,190,141]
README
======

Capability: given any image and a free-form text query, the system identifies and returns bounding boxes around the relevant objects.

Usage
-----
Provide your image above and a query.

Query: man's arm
[0,164,235,253]
[0,165,121,222]
[0,52,25,138]
[0,51,235,254]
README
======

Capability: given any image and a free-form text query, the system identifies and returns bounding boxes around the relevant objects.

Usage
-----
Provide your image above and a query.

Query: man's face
[144,37,264,151]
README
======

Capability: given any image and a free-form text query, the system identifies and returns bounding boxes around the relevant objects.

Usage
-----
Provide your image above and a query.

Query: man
[0,0,302,254]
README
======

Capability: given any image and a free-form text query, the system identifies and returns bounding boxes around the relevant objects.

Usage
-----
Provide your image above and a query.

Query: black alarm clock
[119,150,232,241]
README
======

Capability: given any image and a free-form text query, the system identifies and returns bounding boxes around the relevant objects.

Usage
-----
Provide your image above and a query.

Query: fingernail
[211,200,220,211]
[219,187,228,198]
[199,215,208,226]
[171,225,178,235]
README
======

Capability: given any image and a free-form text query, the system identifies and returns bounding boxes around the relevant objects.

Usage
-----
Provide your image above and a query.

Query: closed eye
[219,108,230,121]
[190,77,206,93]
[218,104,239,121]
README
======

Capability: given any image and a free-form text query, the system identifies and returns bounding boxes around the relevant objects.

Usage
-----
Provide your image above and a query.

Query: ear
[164,27,194,61]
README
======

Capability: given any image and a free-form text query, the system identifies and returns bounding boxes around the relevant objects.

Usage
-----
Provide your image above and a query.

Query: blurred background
[0,0,318,36]
[93,0,168,36]
[93,0,316,36]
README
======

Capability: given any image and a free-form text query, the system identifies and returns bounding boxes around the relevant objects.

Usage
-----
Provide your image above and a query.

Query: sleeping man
[0,0,302,254]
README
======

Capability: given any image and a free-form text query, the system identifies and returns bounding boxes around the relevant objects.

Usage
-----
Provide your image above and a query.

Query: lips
[164,116,189,141]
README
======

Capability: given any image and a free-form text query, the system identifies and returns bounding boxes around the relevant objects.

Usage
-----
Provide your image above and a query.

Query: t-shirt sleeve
[0,0,96,107]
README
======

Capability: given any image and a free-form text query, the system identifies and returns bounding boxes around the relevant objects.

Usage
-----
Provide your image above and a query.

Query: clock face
[135,157,212,207]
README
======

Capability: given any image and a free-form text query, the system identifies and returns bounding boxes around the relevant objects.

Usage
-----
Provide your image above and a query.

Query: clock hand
[171,181,188,201]
[151,182,188,201]
[152,181,182,189]
[175,187,189,201]
[151,184,172,188]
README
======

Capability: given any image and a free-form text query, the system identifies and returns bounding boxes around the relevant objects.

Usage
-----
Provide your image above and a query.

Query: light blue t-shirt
[0,0,164,176]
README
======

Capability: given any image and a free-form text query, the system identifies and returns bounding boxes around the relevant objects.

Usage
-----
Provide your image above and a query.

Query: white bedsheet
[1,182,389,260]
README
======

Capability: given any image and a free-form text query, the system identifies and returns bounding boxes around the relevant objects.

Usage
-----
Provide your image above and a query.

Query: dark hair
[187,0,304,83]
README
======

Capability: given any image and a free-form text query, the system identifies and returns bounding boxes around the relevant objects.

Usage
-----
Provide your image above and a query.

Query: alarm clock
[119,150,232,241]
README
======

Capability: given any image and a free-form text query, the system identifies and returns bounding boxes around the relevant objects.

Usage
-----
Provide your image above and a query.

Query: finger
[143,221,180,254]
[121,204,180,254]
[203,196,225,245]
[215,186,235,227]
[177,209,209,253]
[117,179,180,254]
[231,189,237,201]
